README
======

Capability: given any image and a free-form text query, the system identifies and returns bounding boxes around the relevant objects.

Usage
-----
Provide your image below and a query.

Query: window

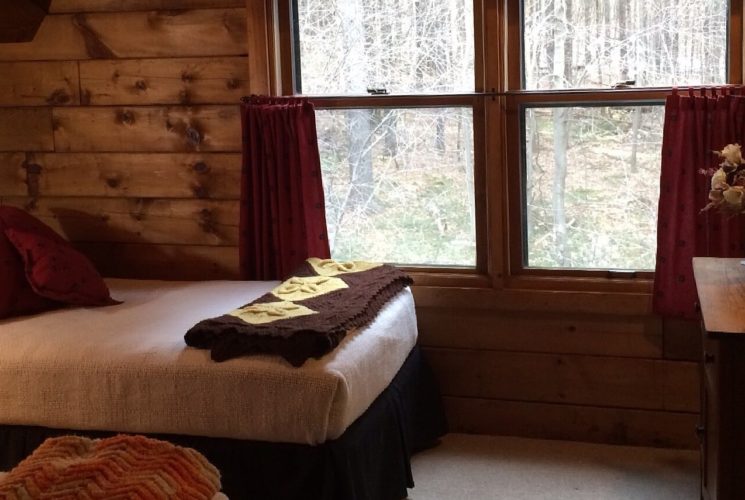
[283,0,480,268]
[267,0,744,288]
[508,0,740,275]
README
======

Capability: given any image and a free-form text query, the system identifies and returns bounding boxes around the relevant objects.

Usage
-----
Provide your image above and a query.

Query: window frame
[274,0,491,277]
[502,0,743,290]
[256,0,744,295]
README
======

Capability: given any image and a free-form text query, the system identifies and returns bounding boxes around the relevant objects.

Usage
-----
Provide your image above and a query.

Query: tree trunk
[629,106,642,173]
[551,0,572,266]
[339,0,374,206]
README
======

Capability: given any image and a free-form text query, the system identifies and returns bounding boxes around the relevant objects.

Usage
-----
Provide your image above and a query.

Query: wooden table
[693,257,745,500]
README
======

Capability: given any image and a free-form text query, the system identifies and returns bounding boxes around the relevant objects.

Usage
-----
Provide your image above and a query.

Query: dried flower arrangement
[702,143,745,213]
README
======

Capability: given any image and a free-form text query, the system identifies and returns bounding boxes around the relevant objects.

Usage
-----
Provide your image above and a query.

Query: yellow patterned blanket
[185,258,413,366]
[0,435,221,499]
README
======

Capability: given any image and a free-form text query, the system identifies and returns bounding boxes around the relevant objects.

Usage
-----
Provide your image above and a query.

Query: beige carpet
[408,434,698,500]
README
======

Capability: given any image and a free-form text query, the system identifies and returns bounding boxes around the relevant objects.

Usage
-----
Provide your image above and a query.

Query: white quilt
[0,279,417,445]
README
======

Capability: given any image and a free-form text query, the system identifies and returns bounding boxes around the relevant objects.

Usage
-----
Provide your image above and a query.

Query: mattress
[0,279,418,445]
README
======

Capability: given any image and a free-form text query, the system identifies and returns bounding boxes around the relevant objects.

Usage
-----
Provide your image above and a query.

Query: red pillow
[0,232,58,319]
[5,228,118,306]
[0,206,67,245]
[0,207,118,307]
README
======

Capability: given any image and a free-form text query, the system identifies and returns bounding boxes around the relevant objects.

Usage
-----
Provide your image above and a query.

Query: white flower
[716,143,744,168]
[723,185,745,209]
[711,168,728,189]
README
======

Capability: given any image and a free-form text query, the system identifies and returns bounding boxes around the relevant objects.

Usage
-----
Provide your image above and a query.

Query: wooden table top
[693,257,745,336]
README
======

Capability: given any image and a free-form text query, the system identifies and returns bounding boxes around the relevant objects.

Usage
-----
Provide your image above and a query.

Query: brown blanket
[185,258,413,366]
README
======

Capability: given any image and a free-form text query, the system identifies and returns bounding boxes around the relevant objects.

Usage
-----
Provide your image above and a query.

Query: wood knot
[116,109,135,125]
[111,70,120,82]
[185,126,202,147]
[22,156,42,198]
[46,89,71,105]
[134,80,147,91]
[105,176,121,188]
[198,208,217,234]
[226,78,240,90]
[192,184,208,199]
[23,162,42,175]
[181,71,195,83]
[192,161,209,174]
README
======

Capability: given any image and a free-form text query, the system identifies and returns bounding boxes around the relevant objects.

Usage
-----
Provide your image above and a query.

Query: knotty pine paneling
[412,285,651,315]
[663,317,701,361]
[0,62,79,107]
[50,0,244,13]
[0,108,54,151]
[0,153,241,199]
[77,242,240,280]
[53,106,241,153]
[417,307,663,358]
[443,397,699,449]
[425,347,699,413]
[79,57,248,105]
[0,197,239,246]
[0,153,28,196]
[0,9,247,61]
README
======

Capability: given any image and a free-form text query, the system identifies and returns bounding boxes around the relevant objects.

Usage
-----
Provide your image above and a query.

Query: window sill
[407,269,653,316]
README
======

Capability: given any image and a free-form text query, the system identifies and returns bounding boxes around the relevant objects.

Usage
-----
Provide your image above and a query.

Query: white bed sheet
[0,279,418,445]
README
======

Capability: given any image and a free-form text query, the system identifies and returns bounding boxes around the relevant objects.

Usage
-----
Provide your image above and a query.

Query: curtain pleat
[239,96,331,280]
[653,87,745,318]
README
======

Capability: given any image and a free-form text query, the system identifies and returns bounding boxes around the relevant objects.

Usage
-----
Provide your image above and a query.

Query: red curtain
[654,88,745,318]
[239,96,330,280]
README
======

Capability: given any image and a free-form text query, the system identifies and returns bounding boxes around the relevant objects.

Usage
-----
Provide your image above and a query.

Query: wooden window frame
[268,0,493,287]
[252,0,744,297]
[501,0,744,293]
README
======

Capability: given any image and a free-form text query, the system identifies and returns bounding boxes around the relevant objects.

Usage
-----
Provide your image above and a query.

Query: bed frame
[0,346,446,500]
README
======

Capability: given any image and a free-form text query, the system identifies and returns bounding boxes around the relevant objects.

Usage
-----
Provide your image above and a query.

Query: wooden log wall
[0,0,701,450]
[0,0,246,280]
[416,307,700,449]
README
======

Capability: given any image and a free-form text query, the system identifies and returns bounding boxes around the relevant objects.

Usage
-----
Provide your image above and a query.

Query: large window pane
[295,0,474,95]
[524,104,662,270]
[316,107,476,266]
[523,0,728,89]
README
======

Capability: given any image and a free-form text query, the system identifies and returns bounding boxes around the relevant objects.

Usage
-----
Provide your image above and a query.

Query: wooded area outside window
[280,0,482,269]
[508,0,741,278]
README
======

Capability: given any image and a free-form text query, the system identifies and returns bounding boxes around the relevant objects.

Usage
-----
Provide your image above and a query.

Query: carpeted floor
[408,434,699,500]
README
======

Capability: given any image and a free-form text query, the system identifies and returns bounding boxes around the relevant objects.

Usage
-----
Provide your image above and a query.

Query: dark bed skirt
[0,346,447,500]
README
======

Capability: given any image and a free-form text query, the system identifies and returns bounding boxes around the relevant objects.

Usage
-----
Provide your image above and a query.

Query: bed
[0,279,447,500]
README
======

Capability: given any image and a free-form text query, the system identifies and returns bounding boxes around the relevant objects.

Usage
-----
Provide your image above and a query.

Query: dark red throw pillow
[0,232,58,319]
[5,227,119,307]
[5,227,118,307]
[0,206,67,245]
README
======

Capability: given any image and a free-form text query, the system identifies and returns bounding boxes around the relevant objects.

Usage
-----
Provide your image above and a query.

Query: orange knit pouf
[0,434,222,499]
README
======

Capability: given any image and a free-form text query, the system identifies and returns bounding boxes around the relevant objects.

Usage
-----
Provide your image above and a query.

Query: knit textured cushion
[5,227,117,307]
[0,435,222,499]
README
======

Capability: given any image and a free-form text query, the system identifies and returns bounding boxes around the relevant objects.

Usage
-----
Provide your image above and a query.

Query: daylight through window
[292,0,477,267]
[516,0,730,272]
